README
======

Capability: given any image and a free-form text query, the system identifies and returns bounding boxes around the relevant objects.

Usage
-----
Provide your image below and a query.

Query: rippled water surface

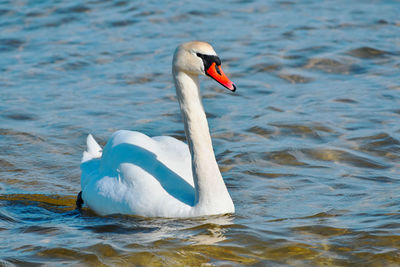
[1,0,400,265]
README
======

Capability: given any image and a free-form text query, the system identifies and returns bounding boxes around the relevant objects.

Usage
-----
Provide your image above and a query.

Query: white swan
[79,41,236,217]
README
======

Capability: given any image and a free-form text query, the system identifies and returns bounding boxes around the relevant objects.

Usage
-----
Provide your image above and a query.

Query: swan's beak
[206,62,236,92]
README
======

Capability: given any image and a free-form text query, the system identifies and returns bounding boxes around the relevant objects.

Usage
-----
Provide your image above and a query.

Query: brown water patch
[267,106,284,112]
[293,225,351,237]
[246,126,274,138]
[271,123,334,134]
[351,175,396,183]
[348,47,390,59]
[263,243,317,263]
[0,194,77,212]
[270,122,335,140]
[85,243,121,258]
[3,113,37,121]
[349,233,400,265]
[0,159,25,173]
[169,244,259,265]
[219,165,233,173]
[115,245,257,266]
[249,63,281,73]
[278,73,313,84]
[123,73,163,85]
[334,98,358,104]
[266,150,306,166]
[300,211,343,219]
[244,170,287,179]
[36,248,102,265]
[212,132,245,142]
[348,132,400,160]
[304,58,356,74]
[301,148,389,169]
[1,178,44,189]
[0,159,15,169]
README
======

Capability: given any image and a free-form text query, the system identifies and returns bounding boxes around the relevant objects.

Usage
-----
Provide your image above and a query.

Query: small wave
[348,47,391,59]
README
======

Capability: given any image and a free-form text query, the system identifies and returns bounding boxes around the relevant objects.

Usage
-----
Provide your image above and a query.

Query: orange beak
[206,62,236,92]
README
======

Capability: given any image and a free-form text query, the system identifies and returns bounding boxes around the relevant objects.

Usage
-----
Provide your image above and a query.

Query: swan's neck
[173,70,233,213]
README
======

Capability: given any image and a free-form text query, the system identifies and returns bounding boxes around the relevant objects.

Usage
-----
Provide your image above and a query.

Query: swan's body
[80,41,236,217]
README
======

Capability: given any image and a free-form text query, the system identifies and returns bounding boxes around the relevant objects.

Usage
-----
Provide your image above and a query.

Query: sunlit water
[1,0,400,265]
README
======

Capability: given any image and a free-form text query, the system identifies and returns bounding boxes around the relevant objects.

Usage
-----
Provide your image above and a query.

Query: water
[1,0,400,265]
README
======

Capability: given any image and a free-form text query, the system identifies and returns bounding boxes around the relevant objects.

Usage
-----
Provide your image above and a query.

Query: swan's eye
[196,53,221,73]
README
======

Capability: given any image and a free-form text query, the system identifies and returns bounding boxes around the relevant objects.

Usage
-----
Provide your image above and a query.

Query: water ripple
[0,0,399,265]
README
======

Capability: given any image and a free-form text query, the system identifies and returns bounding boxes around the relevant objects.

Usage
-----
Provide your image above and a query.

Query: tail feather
[82,134,102,163]
[81,134,102,190]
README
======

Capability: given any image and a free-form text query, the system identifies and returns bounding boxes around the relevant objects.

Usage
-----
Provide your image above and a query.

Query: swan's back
[80,130,196,217]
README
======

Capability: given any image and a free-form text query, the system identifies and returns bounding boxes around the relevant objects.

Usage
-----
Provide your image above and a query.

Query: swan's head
[173,41,236,92]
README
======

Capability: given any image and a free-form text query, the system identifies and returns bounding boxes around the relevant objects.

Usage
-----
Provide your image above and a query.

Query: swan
[78,41,236,217]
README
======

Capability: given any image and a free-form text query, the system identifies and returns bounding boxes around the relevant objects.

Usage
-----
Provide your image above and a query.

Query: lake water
[1,0,400,265]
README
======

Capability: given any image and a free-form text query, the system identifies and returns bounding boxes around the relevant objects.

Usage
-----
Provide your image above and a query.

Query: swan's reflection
[187,214,234,245]
[189,226,227,245]
[94,213,235,245]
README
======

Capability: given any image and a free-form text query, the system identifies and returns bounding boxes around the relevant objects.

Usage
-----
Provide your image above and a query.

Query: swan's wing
[152,135,193,187]
[80,130,195,216]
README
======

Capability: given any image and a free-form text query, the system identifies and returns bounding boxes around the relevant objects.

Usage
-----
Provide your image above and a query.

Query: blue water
[1,0,400,265]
